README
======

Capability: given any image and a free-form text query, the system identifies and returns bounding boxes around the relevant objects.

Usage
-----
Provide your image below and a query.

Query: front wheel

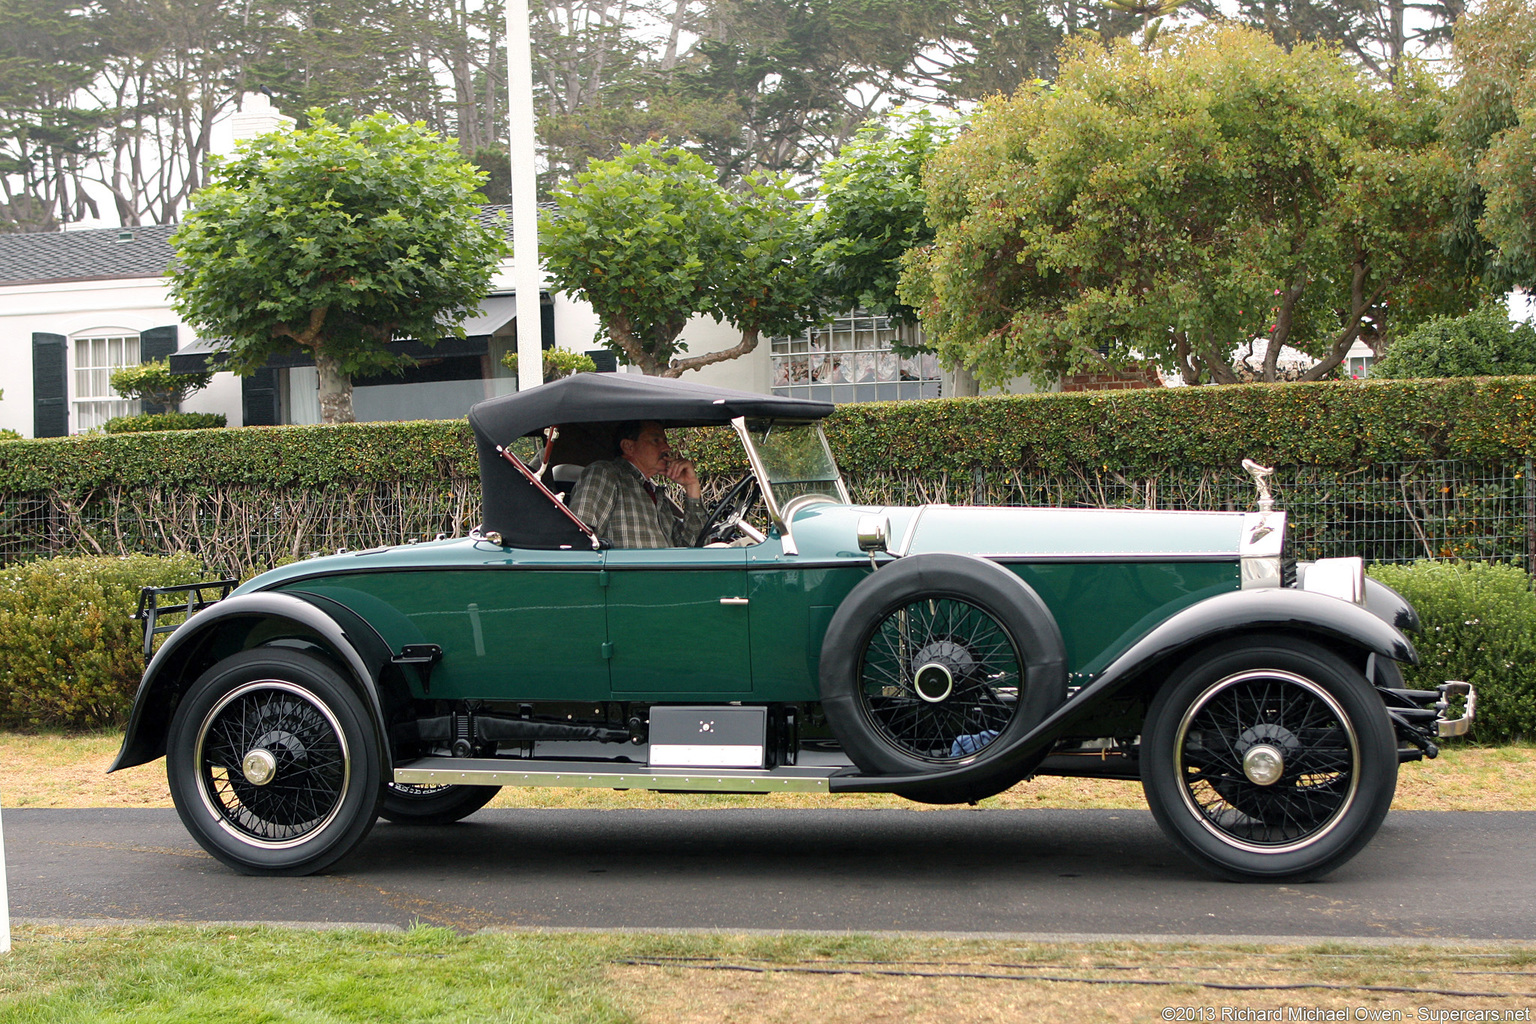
[166,648,382,876]
[1140,636,1397,882]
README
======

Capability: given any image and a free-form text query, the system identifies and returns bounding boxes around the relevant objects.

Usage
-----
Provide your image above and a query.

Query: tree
[1233,0,1462,86]
[1442,0,1536,293]
[809,110,955,329]
[541,140,820,376]
[900,27,1479,388]
[109,360,213,411]
[0,0,110,230]
[1370,301,1536,378]
[168,111,511,423]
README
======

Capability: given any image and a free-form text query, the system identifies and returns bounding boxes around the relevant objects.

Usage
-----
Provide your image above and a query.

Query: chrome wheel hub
[913,662,955,703]
[1242,743,1285,786]
[241,748,278,786]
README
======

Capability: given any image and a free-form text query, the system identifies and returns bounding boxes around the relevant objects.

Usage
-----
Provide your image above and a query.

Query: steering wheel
[695,473,760,546]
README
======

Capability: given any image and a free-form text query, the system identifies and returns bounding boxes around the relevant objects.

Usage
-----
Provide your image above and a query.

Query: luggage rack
[135,580,239,661]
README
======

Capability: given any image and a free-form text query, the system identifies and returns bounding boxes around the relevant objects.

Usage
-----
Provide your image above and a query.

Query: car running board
[393,757,840,794]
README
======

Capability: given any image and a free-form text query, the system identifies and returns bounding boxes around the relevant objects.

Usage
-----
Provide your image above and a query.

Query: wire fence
[2,459,1532,578]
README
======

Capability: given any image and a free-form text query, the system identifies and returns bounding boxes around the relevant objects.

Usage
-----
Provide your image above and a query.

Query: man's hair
[612,421,645,456]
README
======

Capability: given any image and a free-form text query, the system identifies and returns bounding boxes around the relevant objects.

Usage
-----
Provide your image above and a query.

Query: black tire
[1140,635,1398,882]
[166,648,382,876]
[819,554,1066,780]
[378,783,500,825]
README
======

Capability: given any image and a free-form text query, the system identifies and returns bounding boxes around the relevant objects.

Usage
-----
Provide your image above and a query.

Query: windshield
[744,421,849,512]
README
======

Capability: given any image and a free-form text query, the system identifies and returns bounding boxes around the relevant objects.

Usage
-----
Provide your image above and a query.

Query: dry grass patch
[2,730,1532,813]
[608,940,1536,1024]
[0,729,170,808]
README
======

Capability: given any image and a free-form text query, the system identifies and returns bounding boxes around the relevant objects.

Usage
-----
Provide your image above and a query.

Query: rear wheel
[1140,636,1397,882]
[378,783,500,825]
[167,648,381,876]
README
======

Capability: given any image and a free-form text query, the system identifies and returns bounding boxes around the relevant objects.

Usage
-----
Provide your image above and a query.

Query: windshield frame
[730,416,850,544]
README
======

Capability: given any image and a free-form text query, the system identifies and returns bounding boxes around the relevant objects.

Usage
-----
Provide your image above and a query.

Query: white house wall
[0,276,193,437]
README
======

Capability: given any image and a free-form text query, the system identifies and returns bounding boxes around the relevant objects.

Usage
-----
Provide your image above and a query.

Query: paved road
[4,807,1532,940]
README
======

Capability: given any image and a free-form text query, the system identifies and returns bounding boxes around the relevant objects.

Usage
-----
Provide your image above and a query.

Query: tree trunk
[314,350,356,424]
[950,364,980,397]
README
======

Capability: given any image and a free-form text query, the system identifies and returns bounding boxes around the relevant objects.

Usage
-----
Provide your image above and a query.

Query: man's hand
[662,455,701,499]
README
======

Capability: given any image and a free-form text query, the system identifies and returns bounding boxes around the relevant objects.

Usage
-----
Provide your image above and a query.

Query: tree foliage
[809,110,955,329]
[168,112,511,423]
[1370,301,1536,378]
[541,140,820,376]
[1232,0,1463,86]
[901,27,1478,388]
[109,359,213,411]
[1443,0,1536,293]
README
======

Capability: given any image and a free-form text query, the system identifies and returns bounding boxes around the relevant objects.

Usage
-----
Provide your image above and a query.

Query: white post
[0,792,10,953]
[505,0,545,390]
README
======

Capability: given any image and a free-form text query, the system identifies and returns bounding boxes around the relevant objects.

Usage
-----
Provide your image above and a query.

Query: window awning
[169,293,523,374]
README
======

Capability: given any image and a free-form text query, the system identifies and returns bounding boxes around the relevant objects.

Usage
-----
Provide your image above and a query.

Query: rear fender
[109,591,400,773]
[830,587,1416,798]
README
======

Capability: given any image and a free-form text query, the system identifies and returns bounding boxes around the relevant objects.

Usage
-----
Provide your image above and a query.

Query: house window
[1348,355,1374,379]
[771,313,940,403]
[72,333,140,431]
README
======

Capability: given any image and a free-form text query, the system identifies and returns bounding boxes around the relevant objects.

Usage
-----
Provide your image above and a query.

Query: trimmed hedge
[103,412,228,433]
[4,378,1536,492]
[0,419,478,492]
[1369,561,1536,743]
[682,377,1536,477]
[0,553,208,728]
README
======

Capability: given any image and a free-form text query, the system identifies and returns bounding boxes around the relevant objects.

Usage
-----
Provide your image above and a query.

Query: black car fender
[109,590,399,773]
[829,586,1417,798]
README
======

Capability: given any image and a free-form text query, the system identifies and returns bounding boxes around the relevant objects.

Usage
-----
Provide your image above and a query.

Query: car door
[603,546,752,698]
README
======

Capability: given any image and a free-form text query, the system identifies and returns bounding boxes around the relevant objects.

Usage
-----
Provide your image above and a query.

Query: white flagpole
[506,0,545,390]
[1,791,11,953]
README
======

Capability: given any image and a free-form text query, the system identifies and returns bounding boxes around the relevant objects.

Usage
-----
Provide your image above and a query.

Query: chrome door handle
[719,597,749,606]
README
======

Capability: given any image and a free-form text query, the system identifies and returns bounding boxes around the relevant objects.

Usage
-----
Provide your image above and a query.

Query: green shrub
[0,553,208,728]
[1368,560,1536,743]
[102,412,228,433]
[1371,303,1536,379]
[108,359,214,409]
[0,428,20,442]
[501,348,598,380]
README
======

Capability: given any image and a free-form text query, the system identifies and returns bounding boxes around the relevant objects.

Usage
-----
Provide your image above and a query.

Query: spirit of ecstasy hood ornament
[1242,458,1275,514]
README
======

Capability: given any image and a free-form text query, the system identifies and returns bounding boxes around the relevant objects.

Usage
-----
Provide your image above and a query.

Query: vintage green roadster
[111,373,1473,881]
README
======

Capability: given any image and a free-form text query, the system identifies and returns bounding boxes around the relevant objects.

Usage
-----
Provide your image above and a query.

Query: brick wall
[1059,363,1165,392]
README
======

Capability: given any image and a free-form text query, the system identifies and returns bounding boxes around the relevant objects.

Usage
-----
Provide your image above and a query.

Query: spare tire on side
[818,553,1067,792]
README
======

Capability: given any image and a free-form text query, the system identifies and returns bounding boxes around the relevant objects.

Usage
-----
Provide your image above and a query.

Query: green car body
[253,505,1245,706]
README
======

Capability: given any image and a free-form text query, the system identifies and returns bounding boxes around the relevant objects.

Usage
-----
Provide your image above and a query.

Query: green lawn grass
[2,925,1534,1024]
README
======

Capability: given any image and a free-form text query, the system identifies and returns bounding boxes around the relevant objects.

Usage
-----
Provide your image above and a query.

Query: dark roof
[0,208,517,286]
[470,373,835,547]
[0,224,177,284]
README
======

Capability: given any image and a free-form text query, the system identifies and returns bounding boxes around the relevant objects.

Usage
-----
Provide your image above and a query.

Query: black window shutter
[139,324,178,413]
[32,333,68,437]
[540,293,555,351]
[242,367,280,427]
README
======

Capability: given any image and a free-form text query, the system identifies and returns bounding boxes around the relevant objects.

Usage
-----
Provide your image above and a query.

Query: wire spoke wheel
[195,680,352,847]
[169,648,381,874]
[1175,669,1359,852]
[859,596,1023,763]
[1140,636,1397,882]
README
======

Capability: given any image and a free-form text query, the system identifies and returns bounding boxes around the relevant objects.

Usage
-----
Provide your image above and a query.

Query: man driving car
[568,420,707,548]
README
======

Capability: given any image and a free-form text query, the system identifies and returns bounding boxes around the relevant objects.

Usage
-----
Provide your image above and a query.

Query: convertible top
[468,373,834,548]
